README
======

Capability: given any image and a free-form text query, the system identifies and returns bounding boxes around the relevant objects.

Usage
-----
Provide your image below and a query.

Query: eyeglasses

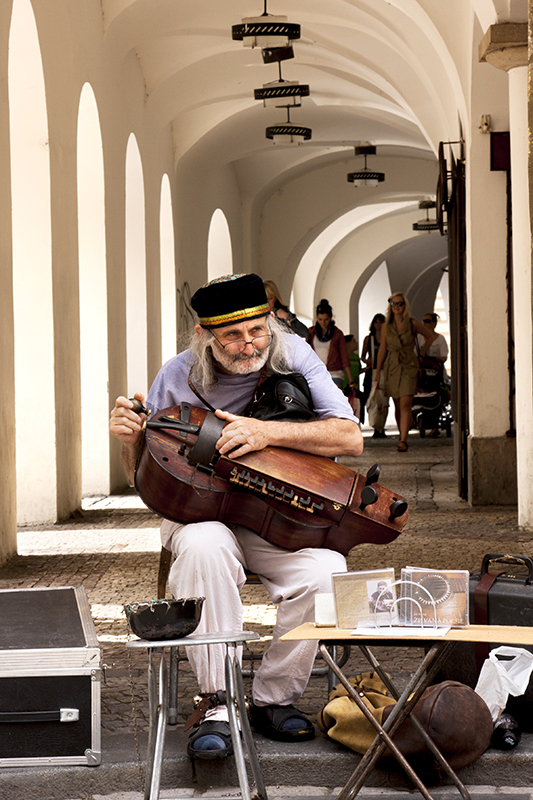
[390,301,405,308]
[212,332,273,355]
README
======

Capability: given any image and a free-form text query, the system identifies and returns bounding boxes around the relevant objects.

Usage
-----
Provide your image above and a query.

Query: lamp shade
[266,122,312,144]
[254,80,310,108]
[413,219,439,232]
[232,15,300,49]
[347,170,384,187]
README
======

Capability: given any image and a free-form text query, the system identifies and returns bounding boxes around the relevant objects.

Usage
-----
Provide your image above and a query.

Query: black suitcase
[0,586,101,766]
[434,553,533,731]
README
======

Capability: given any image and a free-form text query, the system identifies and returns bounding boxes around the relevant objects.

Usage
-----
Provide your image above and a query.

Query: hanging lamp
[412,201,439,232]
[266,106,312,144]
[254,61,309,107]
[232,0,300,53]
[347,145,385,187]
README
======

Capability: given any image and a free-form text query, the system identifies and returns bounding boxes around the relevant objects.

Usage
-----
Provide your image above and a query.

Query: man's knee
[171,521,236,560]
[168,521,247,593]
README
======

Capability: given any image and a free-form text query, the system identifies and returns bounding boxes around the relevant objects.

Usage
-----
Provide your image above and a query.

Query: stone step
[1,729,531,800]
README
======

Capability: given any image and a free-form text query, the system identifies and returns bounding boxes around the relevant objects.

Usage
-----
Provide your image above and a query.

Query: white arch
[77,83,109,497]
[160,174,177,364]
[9,0,56,523]
[207,208,233,281]
[358,262,392,350]
[125,134,148,396]
[293,202,416,328]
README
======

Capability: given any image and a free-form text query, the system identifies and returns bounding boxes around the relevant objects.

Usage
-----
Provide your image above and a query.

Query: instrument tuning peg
[366,464,381,486]
[359,485,379,511]
[389,499,408,522]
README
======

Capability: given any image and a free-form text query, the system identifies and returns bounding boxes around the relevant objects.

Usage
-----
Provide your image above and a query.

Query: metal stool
[127,631,267,800]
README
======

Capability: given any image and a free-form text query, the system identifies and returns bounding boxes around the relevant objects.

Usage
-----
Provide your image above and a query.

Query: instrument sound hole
[163,457,169,462]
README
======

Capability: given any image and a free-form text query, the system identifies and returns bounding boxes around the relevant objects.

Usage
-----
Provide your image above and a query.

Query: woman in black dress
[361,313,385,433]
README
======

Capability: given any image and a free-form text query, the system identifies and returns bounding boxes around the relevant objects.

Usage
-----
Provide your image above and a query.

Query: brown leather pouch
[382,680,493,770]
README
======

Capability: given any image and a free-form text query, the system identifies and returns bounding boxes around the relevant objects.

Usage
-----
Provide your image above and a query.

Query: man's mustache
[231,349,263,362]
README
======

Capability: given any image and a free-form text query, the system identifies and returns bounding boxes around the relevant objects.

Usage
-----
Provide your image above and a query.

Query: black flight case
[0,586,101,767]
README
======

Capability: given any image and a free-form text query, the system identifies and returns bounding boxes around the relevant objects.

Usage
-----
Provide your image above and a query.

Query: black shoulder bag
[188,369,316,422]
[247,372,316,422]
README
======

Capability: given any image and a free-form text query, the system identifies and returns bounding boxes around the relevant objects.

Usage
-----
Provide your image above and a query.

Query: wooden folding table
[281,623,533,800]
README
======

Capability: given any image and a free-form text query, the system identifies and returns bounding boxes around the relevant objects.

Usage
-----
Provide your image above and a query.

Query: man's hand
[214,409,364,459]
[214,410,269,458]
[109,393,146,446]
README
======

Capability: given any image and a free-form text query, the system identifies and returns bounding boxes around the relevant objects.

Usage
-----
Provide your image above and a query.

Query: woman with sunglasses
[374,293,437,451]
[418,313,448,366]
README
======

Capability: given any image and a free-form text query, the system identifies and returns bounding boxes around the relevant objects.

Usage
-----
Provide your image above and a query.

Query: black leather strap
[473,569,507,672]
[187,410,225,466]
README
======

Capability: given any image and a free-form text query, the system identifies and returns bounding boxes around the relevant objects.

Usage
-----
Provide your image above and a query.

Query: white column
[466,25,515,504]
[509,66,533,526]
[479,23,532,524]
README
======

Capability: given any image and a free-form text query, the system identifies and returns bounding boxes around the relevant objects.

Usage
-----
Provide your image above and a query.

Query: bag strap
[187,367,268,417]
[187,372,216,412]
[242,367,269,416]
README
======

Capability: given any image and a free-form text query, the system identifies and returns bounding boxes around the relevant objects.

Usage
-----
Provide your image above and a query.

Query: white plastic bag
[366,374,388,431]
[474,646,533,721]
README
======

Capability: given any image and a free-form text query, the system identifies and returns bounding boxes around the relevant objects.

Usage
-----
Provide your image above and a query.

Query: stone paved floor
[0,429,529,736]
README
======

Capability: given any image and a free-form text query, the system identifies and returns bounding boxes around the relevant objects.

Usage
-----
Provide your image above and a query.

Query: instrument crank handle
[365,463,381,485]
[146,417,201,435]
[129,398,150,416]
[359,485,378,511]
[128,399,200,435]
[389,499,408,522]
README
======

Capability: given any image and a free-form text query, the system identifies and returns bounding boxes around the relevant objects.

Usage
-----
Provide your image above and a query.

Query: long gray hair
[187,314,291,390]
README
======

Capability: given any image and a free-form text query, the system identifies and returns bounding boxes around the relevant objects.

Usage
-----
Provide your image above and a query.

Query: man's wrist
[121,440,141,481]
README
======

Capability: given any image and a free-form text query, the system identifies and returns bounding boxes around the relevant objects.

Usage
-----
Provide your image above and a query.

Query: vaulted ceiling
[102,0,524,315]
[104,0,470,185]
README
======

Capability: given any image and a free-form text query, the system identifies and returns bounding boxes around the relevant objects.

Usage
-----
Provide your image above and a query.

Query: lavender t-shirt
[146,332,357,422]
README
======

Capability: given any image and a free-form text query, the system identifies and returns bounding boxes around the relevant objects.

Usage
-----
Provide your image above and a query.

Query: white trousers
[161,519,346,706]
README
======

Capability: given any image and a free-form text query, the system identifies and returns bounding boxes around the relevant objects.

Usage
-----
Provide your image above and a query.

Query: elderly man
[110,273,363,759]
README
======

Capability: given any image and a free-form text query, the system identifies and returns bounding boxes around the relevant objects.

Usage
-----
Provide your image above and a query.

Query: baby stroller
[411,358,451,438]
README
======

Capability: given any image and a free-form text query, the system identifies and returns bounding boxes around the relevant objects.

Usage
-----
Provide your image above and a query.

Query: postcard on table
[400,567,469,628]
[332,568,397,629]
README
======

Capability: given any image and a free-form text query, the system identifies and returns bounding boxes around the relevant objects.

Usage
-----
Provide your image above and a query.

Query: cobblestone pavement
[55,787,533,800]
[0,430,529,736]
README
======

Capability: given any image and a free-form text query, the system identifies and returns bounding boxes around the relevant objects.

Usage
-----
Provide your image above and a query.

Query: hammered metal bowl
[124,597,205,641]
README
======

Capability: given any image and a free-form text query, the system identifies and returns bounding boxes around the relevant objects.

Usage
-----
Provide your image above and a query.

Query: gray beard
[211,344,270,376]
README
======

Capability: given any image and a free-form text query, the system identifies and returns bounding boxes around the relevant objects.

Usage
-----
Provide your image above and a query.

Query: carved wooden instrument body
[134,403,408,556]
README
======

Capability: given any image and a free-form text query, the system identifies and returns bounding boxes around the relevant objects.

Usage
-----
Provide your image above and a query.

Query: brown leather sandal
[397,441,409,452]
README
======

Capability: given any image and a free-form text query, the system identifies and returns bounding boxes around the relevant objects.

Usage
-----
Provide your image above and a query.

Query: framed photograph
[332,568,396,629]
[400,567,469,628]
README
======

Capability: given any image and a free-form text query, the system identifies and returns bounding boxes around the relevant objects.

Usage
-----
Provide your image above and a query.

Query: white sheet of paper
[353,625,451,637]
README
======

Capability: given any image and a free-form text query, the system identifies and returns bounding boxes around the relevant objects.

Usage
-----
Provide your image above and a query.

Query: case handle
[0,708,79,723]
[480,553,533,584]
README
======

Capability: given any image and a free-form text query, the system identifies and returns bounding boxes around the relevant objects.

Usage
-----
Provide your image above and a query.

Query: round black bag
[248,372,316,422]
